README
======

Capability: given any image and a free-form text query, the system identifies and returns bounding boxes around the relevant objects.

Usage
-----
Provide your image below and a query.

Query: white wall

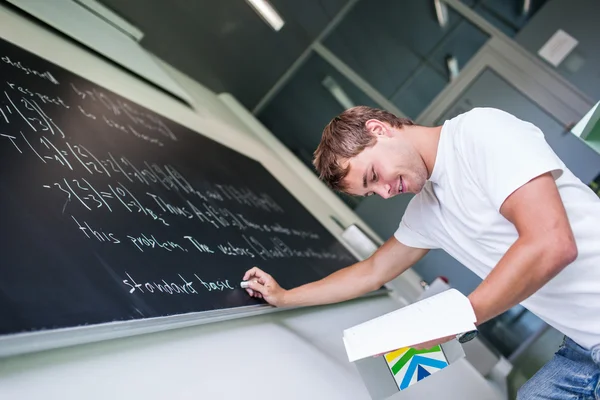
[0,5,418,400]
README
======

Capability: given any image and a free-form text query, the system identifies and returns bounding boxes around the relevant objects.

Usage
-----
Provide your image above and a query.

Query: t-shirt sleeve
[394,195,438,249]
[459,108,565,211]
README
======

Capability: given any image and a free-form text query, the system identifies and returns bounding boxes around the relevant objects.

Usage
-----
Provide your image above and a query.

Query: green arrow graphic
[391,345,442,375]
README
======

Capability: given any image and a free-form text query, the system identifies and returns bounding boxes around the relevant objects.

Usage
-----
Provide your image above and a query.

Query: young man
[243,106,600,399]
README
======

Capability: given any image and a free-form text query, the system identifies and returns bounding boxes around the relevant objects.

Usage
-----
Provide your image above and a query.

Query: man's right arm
[242,237,429,307]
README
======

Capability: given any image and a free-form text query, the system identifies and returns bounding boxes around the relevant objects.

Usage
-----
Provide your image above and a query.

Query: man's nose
[377,184,392,199]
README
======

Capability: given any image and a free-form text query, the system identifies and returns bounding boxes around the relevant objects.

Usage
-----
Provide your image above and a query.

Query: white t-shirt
[395,107,600,350]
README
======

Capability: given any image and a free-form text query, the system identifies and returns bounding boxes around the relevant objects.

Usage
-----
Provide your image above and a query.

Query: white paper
[342,289,477,362]
[538,29,578,67]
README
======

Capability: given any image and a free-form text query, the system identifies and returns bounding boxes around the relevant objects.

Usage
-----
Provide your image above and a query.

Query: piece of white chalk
[240,280,258,289]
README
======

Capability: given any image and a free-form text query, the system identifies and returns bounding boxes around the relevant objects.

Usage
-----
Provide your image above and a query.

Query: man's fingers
[243,267,280,302]
[247,279,266,294]
[413,341,433,350]
[243,266,267,281]
[243,267,259,281]
[243,266,270,283]
[411,335,453,350]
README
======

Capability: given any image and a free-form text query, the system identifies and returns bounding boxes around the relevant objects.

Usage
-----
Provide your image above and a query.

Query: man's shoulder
[447,107,516,135]
[458,107,515,121]
[449,107,537,151]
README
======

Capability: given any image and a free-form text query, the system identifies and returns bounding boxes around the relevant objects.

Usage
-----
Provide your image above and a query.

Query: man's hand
[372,335,455,358]
[243,267,287,307]
[411,334,455,350]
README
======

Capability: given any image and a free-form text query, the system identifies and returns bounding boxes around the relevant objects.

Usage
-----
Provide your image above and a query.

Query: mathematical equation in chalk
[0,75,355,269]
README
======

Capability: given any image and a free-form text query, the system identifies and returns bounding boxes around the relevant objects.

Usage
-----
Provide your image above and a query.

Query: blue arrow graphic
[417,365,431,380]
[400,355,448,389]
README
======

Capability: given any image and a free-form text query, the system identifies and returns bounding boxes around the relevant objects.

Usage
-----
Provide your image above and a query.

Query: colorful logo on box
[384,345,448,390]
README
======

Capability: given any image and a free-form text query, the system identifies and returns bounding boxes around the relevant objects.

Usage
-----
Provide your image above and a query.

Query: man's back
[395,107,600,349]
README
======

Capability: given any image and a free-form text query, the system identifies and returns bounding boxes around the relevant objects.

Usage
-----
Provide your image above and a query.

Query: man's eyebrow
[362,168,368,188]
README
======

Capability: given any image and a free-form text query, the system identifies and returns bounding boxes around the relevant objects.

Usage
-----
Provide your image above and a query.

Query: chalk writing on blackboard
[0,37,366,348]
[1,55,59,84]
[1,74,354,303]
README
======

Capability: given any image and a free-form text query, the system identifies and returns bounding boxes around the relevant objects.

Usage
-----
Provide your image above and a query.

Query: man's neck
[403,125,442,179]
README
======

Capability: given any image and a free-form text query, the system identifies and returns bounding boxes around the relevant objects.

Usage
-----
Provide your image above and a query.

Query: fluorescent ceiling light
[446,55,460,81]
[434,0,449,27]
[245,0,285,31]
[322,76,355,110]
[522,0,531,15]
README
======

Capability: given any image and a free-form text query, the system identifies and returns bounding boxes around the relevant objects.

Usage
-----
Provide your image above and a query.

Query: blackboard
[0,37,362,354]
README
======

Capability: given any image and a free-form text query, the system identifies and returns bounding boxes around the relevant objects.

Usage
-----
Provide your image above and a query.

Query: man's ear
[365,119,389,137]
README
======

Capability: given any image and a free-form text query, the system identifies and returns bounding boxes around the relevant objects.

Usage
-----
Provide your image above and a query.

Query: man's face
[341,125,428,199]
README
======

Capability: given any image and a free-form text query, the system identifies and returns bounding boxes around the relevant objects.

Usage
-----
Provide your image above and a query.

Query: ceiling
[99,0,350,110]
